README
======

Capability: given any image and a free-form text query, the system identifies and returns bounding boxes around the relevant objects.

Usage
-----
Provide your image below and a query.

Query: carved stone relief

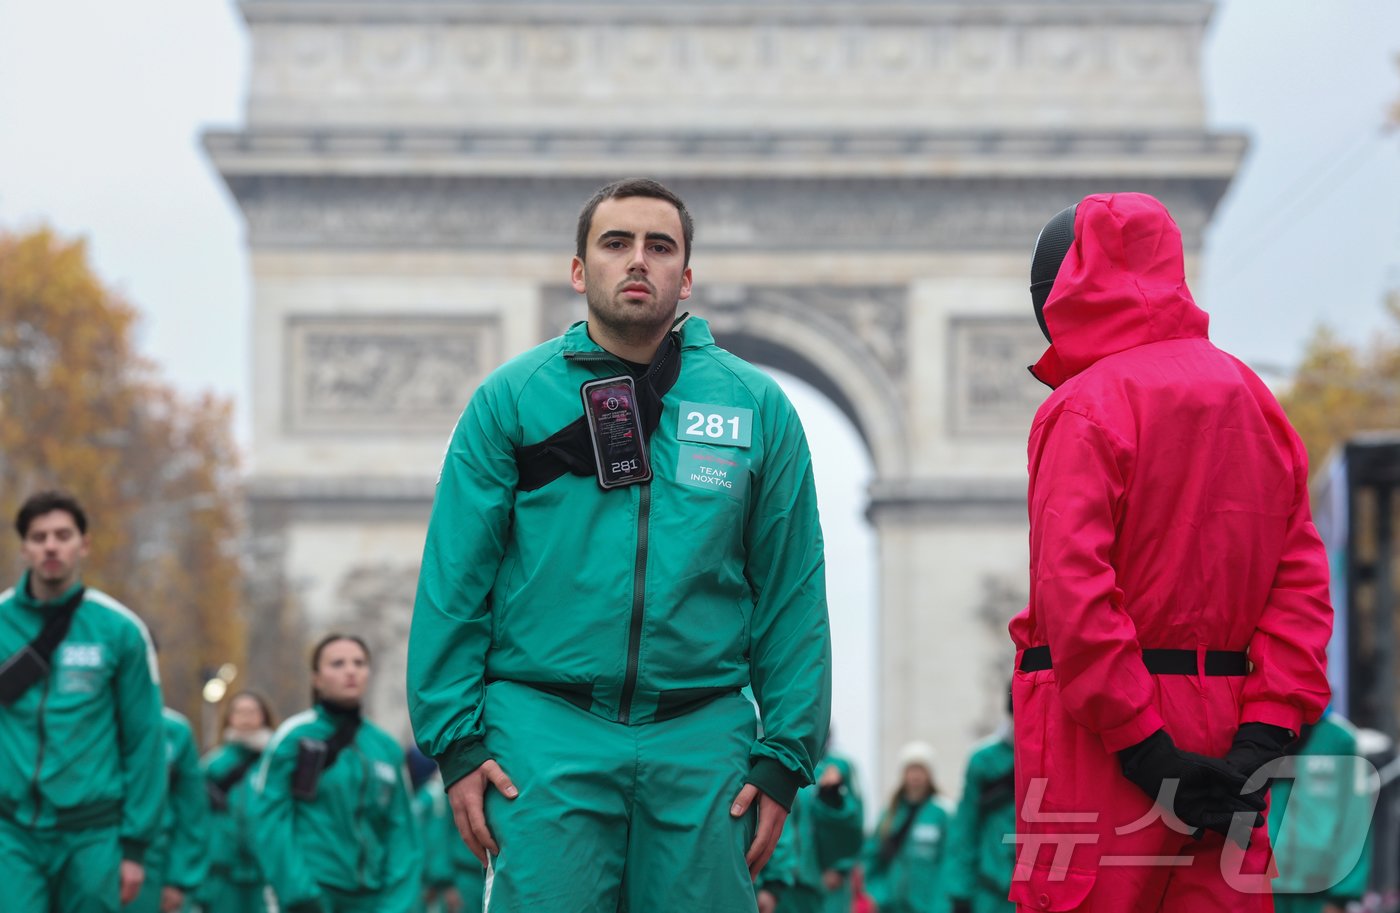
[286,315,500,433]
[948,317,1049,437]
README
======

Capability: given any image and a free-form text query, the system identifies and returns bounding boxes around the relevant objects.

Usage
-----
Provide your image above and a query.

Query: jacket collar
[12,570,84,614]
[561,313,714,359]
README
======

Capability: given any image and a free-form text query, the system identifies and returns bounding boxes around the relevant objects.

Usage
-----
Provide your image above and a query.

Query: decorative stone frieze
[285,315,499,433]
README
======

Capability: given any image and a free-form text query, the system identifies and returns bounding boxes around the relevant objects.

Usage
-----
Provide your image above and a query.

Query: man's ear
[570,256,587,294]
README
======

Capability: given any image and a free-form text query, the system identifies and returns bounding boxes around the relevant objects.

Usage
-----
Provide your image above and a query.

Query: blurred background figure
[863,742,953,913]
[200,691,276,913]
[1268,709,1376,913]
[250,634,420,913]
[757,742,865,913]
[128,697,210,913]
[944,692,1015,913]
[405,745,484,913]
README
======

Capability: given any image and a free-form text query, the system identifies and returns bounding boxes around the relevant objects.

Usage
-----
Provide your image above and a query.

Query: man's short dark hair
[576,178,695,267]
[15,491,88,538]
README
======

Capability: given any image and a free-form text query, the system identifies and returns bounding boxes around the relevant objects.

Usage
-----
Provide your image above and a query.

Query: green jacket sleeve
[163,716,211,890]
[250,725,321,908]
[408,374,520,787]
[742,385,832,810]
[116,618,166,862]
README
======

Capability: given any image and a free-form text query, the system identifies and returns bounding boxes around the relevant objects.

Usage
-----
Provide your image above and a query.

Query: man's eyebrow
[595,230,678,247]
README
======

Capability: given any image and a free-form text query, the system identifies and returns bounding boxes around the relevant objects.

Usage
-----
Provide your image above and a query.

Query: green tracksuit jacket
[944,731,1015,913]
[0,572,165,860]
[153,708,210,890]
[251,705,421,912]
[409,316,831,807]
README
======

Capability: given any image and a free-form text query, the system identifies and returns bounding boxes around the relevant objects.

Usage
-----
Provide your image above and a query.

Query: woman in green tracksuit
[251,634,421,913]
[863,743,953,913]
[199,691,277,913]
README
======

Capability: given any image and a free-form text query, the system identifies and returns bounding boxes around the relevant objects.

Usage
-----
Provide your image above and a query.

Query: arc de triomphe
[206,0,1242,788]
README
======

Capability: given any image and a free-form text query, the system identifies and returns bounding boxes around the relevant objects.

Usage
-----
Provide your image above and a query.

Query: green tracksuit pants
[0,815,122,913]
[480,681,759,912]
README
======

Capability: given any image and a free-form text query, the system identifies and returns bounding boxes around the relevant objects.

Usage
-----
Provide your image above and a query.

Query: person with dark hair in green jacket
[408,177,831,911]
[864,743,953,913]
[252,634,421,913]
[0,491,166,912]
[945,722,1015,913]
[199,690,277,913]
[128,705,210,913]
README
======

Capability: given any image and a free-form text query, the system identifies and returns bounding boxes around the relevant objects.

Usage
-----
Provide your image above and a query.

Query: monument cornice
[212,169,1233,253]
[205,128,1246,181]
[239,1,1214,28]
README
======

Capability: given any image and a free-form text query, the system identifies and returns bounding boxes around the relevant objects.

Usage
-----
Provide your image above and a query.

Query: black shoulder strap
[207,749,262,811]
[515,319,687,492]
[322,713,363,771]
[0,586,86,706]
[877,798,928,867]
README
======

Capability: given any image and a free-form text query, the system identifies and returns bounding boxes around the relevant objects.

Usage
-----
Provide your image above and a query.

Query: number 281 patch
[676,402,752,448]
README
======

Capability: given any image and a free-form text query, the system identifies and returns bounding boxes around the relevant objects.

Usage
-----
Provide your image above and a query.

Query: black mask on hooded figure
[1029,204,1077,343]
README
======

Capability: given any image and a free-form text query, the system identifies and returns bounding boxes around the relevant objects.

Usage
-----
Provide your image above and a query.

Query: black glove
[1226,722,1295,800]
[951,900,974,913]
[1118,729,1265,847]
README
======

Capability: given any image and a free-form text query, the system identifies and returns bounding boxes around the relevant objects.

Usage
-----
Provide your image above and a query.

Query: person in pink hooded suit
[1007,192,1334,913]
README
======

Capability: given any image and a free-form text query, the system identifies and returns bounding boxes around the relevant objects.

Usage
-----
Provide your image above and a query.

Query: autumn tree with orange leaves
[0,227,243,738]
[1280,297,1400,472]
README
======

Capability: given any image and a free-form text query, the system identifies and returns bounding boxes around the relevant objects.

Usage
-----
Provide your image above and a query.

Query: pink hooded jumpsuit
[1008,193,1333,913]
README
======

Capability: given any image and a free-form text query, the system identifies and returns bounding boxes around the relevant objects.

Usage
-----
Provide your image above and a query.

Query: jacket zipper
[568,347,656,726]
[29,679,50,826]
[354,745,369,887]
[618,482,650,725]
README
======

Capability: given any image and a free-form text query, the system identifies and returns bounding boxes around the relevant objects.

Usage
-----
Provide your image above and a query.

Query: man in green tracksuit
[129,706,209,913]
[758,752,864,913]
[945,722,1015,913]
[408,177,832,911]
[1268,709,1374,913]
[0,491,166,912]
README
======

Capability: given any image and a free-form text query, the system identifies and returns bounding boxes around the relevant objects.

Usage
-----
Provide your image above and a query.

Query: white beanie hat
[896,740,937,774]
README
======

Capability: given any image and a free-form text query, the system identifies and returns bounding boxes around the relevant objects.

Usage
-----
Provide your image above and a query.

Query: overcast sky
[1,0,1397,797]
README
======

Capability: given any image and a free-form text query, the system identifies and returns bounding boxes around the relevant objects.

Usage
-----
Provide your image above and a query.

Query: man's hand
[821,869,844,891]
[447,759,518,867]
[818,764,844,789]
[441,886,464,913]
[159,886,185,913]
[756,889,779,913]
[731,783,789,879]
[118,860,144,905]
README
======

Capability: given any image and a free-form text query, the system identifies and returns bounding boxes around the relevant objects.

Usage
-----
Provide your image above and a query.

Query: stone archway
[209,0,1243,788]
